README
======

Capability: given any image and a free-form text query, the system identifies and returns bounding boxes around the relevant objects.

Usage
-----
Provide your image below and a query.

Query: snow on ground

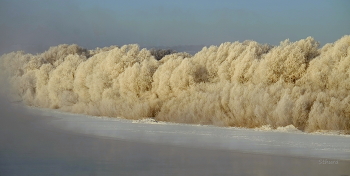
[132,118,167,124]
[26,106,350,161]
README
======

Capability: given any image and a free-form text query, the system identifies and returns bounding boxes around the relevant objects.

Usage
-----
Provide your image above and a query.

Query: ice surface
[28,106,350,161]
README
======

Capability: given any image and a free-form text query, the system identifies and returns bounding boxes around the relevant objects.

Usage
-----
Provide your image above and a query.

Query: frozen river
[1,100,349,175]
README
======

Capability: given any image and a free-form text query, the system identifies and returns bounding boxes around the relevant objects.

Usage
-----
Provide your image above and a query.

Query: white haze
[0,36,349,133]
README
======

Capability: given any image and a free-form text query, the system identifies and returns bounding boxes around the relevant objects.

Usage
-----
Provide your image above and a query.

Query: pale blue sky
[0,0,349,53]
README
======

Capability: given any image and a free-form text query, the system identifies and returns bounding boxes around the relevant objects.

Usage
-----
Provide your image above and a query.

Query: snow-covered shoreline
[26,106,350,161]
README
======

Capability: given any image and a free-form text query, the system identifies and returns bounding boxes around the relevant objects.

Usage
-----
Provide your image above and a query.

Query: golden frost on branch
[1,36,349,133]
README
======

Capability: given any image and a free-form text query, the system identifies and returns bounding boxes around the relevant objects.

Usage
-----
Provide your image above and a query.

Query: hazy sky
[0,0,349,53]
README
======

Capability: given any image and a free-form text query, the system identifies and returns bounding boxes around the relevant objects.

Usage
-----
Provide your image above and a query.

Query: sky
[0,0,349,54]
